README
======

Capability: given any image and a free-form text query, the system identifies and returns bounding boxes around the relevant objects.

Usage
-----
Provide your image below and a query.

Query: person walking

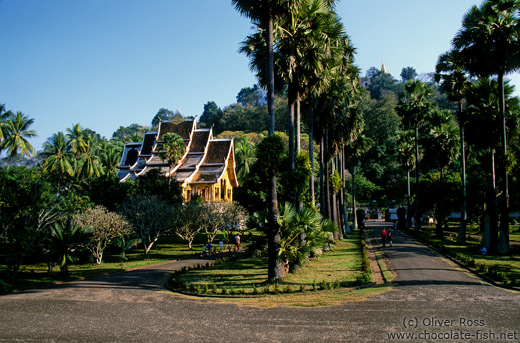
[381,228,388,248]
[234,233,240,251]
[387,228,393,247]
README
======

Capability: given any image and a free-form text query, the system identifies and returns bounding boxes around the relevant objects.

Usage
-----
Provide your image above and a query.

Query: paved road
[0,222,518,342]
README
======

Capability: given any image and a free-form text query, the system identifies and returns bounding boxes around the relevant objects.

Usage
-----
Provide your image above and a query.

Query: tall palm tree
[99,141,122,177]
[453,0,520,253]
[66,123,87,175]
[233,0,304,281]
[435,49,471,243]
[426,109,460,237]
[41,132,74,189]
[397,80,435,230]
[0,111,37,168]
[76,134,103,180]
[396,130,416,228]
[463,77,520,251]
[275,0,341,181]
[66,123,87,158]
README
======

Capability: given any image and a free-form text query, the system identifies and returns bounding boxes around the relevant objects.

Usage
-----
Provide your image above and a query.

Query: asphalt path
[0,221,518,342]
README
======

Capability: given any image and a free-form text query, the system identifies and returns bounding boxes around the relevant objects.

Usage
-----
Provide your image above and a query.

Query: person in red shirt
[381,228,388,247]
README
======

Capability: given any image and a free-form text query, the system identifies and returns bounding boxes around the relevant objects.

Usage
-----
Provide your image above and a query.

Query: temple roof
[117,118,238,189]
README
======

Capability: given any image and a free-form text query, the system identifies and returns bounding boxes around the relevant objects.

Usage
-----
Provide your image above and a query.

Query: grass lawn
[174,232,366,294]
[1,233,212,292]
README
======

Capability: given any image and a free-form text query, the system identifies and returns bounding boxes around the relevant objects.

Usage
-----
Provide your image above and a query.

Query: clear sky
[1,0,518,152]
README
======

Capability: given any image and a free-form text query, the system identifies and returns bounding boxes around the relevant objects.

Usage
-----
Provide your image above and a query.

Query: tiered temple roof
[117,116,238,201]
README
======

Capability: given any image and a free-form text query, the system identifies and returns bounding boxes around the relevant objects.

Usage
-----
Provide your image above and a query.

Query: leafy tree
[175,202,203,249]
[74,205,132,264]
[111,123,150,142]
[199,101,223,130]
[136,168,183,204]
[236,84,265,107]
[400,67,417,82]
[367,68,398,100]
[151,108,176,128]
[121,194,177,256]
[0,111,37,168]
[0,167,59,282]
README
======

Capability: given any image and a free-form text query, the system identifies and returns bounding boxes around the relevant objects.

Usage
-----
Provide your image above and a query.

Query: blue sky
[1,0,518,152]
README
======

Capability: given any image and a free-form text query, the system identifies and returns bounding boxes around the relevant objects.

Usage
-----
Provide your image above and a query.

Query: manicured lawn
[174,233,365,294]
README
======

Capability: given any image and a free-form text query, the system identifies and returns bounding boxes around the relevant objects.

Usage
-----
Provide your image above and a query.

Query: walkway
[0,224,518,342]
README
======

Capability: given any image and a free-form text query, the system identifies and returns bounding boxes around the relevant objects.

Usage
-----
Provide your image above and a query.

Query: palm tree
[66,123,87,158]
[233,0,304,281]
[0,103,10,144]
[235,137,257,183]
[463,77,520,251]
[275,0,341,180]
[98,141,122,177]
[453,0,520,253]
[41,132,74,189]
[49,221,85,276]
[396,130,416,228]
[0,111,37,168]
[435,49,471,243]
[397,80,435,230]
[76,134,103,180]
[426,109,460,237]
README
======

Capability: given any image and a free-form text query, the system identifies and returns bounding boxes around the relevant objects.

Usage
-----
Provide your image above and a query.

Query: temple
[117,114,238,202]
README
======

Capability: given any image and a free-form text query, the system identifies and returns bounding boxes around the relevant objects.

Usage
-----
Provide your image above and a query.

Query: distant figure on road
[387,228,393,247]
[381,228,388,247]
[234,233,240,251]
[219,240,224,252]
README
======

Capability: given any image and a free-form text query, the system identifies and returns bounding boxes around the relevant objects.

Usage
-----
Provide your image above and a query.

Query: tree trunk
[266,14,283,280]
[407,169,411,229]
[296,94,301,155]
[414,125,421,230]
[319,133,325,217]
[331,156,339,239]
[324,129,331,220]
[497,72,510,254]
[458,104,467,244]
[308,101,315,205]
[488,150,499,253]
[436,168,444,238]
[352,162,357,230]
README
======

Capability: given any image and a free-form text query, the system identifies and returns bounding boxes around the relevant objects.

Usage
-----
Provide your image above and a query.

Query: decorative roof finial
[381,59,387,74]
